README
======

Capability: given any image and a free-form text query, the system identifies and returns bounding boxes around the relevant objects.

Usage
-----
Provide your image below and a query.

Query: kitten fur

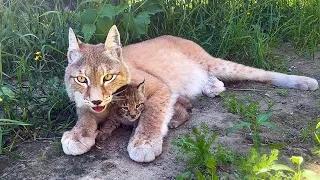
[96,81,192,145]
[61,25,318,163]
[96,82,146,143]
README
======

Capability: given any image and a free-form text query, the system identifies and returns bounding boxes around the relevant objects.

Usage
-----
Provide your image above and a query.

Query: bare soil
[1,47,319,179]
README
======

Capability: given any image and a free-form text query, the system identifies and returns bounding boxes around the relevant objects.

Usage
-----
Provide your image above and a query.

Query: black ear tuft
[137,79,145,95]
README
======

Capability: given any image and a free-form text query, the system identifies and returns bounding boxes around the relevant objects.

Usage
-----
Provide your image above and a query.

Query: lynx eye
[75,76,88,84]
[103,74,115,82]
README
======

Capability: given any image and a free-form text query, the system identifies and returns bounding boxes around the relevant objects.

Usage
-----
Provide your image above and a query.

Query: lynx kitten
[96,81,192,144]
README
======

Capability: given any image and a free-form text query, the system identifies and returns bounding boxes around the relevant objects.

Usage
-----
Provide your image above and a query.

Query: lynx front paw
[61,129,97,155]
[127,136,163,162]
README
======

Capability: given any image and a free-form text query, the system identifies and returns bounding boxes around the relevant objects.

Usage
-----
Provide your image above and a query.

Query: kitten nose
[92,100,102,105]
[130,114,136,119]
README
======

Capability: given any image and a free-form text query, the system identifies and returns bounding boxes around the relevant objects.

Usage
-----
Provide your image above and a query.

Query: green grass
[173,123,320,179]
[1,0,320,156]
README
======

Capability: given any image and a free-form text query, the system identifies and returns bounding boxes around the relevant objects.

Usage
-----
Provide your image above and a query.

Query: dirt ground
[1,47,319,179]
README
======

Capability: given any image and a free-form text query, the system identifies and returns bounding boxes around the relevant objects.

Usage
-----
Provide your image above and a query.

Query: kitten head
[64,26,130,113]
[113,81,146,122]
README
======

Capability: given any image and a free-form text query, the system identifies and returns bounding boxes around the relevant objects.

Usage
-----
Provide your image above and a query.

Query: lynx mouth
[92,106,106,113]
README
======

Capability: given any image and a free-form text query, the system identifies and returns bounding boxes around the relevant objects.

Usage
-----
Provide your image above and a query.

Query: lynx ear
[67,28,82,64]
[137,80,145,95]
[105,25,122,59]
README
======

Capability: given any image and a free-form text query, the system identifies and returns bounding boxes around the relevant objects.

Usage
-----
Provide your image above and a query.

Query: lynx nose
[92,100,102,105]
[130,115,136,119]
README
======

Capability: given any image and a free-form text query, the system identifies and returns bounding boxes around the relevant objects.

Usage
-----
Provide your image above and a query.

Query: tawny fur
[61,26,318,162]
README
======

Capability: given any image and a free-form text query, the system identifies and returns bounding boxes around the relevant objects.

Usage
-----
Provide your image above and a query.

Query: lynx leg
[202,76,226,97]
[169,102,190,129]
[61,112,98,155]
[127,89,177,162]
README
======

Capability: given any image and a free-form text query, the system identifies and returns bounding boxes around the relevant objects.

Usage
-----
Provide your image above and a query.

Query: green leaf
[100,4,116,18]
[81,24,96,42]
[226,122,252,135]
[81,8,97,24]
[291,156,303,165]
[0,86,15,99]
[195,171,206,180]
[316,121,320,129]
[256,112,273,123]
[114,4,129,15]
[0,119,32,126]
[302,169,320,180]
[314,131,320,144]
[96,17,113,41]
[134,12,151,36]
[2,149,24,159]
[206,157,216,169]
[268,164,296,173]
[136,12,152,24]
[259,122,278,131]
[79,0,102,5]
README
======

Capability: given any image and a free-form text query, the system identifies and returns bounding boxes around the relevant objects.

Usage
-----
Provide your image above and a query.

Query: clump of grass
[174,123,320,179]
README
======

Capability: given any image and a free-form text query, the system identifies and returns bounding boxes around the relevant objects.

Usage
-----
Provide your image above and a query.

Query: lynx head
[64,25,130,113]
[113,81,146,122]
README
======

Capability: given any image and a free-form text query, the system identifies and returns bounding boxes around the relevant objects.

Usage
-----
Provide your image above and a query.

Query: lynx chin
[61,25,318,162]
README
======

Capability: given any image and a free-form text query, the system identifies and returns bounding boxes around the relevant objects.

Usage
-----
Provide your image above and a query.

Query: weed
[37,151,47,161]
[278,89,289,97]
[238,148,320,179]
[298,124,314,142]
[173,123,237,179]
[264,156,320,179]
[173,123,217,172]
[314,120,320,155]
[222,94,277,148]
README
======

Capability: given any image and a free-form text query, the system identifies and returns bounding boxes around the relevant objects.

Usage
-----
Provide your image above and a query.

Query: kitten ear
[105,25,122,59]
[67,28,82,64]
[137,80,145,95]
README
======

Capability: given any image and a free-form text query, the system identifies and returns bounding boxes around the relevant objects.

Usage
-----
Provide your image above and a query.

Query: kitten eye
[136,103,143,109]
[76,76,88,84]
[121,107,128,111]
[103,74,115,82]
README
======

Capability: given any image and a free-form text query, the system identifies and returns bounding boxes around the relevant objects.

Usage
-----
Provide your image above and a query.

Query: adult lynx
[61,25,318,162]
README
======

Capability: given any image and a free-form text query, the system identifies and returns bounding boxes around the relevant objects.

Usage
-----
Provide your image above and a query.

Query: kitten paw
[127,136,162,162]
[61,129,97,155]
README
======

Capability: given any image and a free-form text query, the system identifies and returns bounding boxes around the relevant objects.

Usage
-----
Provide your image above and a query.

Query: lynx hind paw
[296,77,318,91]
[127,137,162,162]
[61,130,96,155]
